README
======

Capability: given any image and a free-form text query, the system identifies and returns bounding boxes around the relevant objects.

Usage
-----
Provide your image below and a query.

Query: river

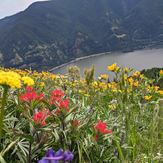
[52,48,163,77]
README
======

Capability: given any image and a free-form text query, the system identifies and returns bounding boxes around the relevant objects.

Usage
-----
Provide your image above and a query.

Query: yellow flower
[99,82,108,90]
[51,74,56,80]
[80,79,86,84]
[108,104,116,110]
[107,63,120,72]
[133,81,139,87]
[140,74,144,79]
[40,82,45,87]
[84,93,90,97]
[0,70,21,88]
[22,76,34,86]
[107,83,111,88]
[110,82,118,91]
[42,71,47,77]
[144,95,152,101]
[132,71,141,77]
[128,77,133,85]
[72,83,77,87]
[100,74,109,80]
[92,81,98,88]
[158,90,163,95]
[123,74,127,80]
[154,86,159,91]
[147,85,159,92]
[127,87,132,93]
[159,70,163,77]
[60,75,65,79]
[146,85,151,91]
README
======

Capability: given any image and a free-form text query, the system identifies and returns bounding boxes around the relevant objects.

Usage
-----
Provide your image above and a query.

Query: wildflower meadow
[0,64,163,163]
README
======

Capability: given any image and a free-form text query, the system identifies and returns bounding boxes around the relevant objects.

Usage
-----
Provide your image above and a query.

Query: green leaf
[1,139,18,156]
[0,155,6,163]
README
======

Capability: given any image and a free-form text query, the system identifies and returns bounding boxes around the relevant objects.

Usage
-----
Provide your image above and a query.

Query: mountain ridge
[0,0,163,70]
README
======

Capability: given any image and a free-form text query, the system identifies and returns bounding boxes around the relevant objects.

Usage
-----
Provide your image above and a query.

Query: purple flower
[63,151,74,162]
[38,149,73,163]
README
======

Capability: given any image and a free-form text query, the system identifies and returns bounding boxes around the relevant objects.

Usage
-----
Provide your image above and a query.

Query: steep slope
[0,0,162,70]
[123,0,163,46]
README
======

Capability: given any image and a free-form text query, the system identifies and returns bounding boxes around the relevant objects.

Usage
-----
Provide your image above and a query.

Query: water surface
[53,48,163,77]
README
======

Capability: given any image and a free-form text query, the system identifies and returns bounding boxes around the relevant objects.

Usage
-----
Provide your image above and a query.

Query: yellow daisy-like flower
[140,74,144,79]
[99,82,108,90]
[100,74,109,80]
[133,81,139,87]
[51,74,56,80]
[107,63,120,72]
[128,77,133,85]
[158,90,163,95]
[110,82,118,91]
[144,95,152,101]
[159,70,163,77]
[146,85,151,92]
[154,86,159,91]
[0,70,21,88]
[132,71,141,77]
[22,76,34,86]
[92,81,98,88]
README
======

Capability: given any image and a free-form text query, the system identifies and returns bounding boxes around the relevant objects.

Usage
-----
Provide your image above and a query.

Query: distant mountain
[0,0,163,70]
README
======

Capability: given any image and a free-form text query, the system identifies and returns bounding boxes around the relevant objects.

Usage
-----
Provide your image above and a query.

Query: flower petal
[55,149,64,157]
[38,158,48,163]
[63,151,74,161]
[45,149,55,157]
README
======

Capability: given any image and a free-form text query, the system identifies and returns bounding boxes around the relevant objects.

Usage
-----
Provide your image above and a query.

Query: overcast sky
[0,0,47,19]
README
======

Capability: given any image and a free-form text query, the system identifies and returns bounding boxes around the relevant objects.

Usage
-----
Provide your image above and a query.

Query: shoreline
[49,45,163,72]
[49,51,111,72]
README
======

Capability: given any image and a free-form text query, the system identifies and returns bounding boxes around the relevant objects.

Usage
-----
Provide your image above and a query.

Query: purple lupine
[63,151,74,162]
[38,149,74,163]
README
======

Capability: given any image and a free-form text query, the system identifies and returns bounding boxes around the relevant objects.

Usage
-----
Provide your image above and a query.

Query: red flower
[36,93,44,101]
[95,120,112,134]
[59,99,69,111]
[55,109,61,114]
[19,91,37,102]
[55,99,70,114]
[19,87,44,102]
[51,89,65,101]
[26,86,34,92]
[49,90,70,113]
[33,111,47,126]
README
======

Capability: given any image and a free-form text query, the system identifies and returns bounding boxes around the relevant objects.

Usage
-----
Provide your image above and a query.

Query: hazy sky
[0,0,47,19]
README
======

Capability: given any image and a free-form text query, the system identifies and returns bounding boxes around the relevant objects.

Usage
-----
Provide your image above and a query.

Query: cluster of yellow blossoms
[0,64,163,100]
[0,70,34,88]
[144,95,152,101]
[160,70,163,76]
[158,90,163,95]
[107,63,120,72]
[22,76,34,86]
[99,74,109,80]
[0,71,21,88]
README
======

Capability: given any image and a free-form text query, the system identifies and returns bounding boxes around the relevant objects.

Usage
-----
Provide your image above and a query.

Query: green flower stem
[60,114,66,149]
[0,86,8,141]
[114,139,126,162]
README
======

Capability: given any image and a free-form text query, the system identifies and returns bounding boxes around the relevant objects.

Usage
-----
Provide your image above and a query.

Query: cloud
[0,0,46,19]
